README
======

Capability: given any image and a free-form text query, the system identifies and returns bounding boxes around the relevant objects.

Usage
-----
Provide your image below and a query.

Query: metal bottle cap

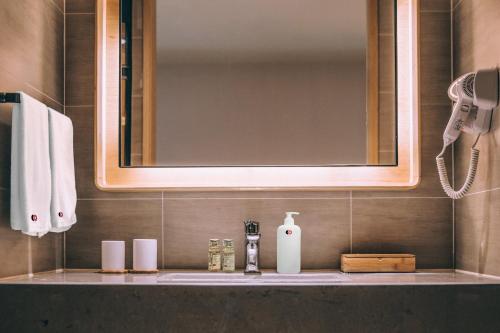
[244,220,259,235]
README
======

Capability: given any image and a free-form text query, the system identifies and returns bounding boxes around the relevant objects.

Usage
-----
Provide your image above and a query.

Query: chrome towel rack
[0,93,21,103]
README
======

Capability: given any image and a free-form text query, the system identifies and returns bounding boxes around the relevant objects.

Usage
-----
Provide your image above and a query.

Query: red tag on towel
[31,214,38,222]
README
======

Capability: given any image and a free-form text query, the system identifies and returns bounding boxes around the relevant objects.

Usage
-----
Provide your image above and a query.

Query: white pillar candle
[133,239,157,271]
[101,241,125,272]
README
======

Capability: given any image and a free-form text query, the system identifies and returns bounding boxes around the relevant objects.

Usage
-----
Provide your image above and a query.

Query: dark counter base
[1,285,499,332]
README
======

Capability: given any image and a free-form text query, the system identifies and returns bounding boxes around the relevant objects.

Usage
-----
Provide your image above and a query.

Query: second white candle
[133,239,158,271]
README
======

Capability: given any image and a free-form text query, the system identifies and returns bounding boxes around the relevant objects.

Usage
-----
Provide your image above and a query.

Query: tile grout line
[352,196,450,200]
[75,196,452,200]
[450,0,456,270]
[62,0,67,271]
[421,102,454,107]
[63,232,67,270]
[27,237,33,277]
[63,0,66,115]
[48,0,64,15]
[161,192,165,269]
[78,197,163,201]
[464,187,500,197]
[420,9,451,13]
[349,191,353,254]
[65,12,95,15]
[25,83,64,108]
[452,0,464,12]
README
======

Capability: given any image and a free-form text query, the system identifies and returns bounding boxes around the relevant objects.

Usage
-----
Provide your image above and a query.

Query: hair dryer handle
[443,100,470,146]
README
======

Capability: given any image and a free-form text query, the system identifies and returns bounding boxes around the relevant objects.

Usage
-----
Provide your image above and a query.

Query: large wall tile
[452,0,464,11]
[31,233,64,273]
[66,0,95,13]
[0,189,29,278]
[453,0,500,77]
[0,0,64,278]
[421,0,451,12]
[456,190,500,275]
[163,191,349,199]
[65,13,95,106]
[0,122,10,190]
[453,0,500,276]
[51,0,64,12]
[453,0,500,194]
[0,70,64,113]
[0,0,64,105]
[66,199,163,268]
[163,198,350,269]
[352,198,453,268]
[420,11,452,105]
[455,116,500,194]
[0,186,62,277]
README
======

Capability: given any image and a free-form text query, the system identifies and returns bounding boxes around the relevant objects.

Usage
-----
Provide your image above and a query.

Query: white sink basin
[158,272,349,285]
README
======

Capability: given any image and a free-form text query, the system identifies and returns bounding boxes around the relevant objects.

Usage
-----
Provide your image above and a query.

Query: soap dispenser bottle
[277,212,301,274]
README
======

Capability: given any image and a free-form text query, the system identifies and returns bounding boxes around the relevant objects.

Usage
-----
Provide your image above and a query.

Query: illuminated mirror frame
[95,0,420,191]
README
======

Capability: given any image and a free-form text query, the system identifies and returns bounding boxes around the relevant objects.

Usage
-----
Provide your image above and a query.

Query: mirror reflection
[120,0,396,167]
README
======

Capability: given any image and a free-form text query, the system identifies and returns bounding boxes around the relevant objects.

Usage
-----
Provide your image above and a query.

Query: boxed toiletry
[341,254,416,273]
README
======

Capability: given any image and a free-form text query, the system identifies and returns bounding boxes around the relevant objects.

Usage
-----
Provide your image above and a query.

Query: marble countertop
[1,269,499,286]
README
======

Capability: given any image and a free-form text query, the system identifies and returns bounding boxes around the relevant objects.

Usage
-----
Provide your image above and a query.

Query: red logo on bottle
[285,230,292,235]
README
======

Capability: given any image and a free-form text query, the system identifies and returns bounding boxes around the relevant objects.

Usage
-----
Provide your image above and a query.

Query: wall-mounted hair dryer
[436,68,500,199]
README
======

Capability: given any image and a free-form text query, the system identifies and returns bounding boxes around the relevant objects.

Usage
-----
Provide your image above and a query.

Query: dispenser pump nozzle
[284,212,300,226]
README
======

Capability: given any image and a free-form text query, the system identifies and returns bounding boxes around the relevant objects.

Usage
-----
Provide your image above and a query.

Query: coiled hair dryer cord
[435,136,480,199]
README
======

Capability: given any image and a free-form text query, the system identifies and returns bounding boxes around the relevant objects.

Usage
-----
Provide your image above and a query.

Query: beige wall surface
[0,0,64,278]
[152,0,368,166]
[155,61,367,166]
[65,0,453,271]
[453,0,500,276]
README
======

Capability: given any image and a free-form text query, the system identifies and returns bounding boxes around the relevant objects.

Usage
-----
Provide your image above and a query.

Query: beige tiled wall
[453,0,500,276]
[0,0,65,278]
[65,0,453,270]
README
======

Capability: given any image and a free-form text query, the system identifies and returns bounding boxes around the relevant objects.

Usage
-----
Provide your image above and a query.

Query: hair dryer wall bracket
[437,67,499,199]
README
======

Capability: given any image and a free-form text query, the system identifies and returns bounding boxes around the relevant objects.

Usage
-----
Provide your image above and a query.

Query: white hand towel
[10,93,51,237]
[48,108,77,232]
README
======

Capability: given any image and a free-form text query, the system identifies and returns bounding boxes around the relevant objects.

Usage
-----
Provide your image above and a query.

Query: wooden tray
[341,254,416,273]
[98,269,128,274]
[128,269,159,274]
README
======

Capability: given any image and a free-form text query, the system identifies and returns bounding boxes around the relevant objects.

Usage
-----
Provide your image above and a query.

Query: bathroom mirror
[120,0,396,167]
[96,0,419,190]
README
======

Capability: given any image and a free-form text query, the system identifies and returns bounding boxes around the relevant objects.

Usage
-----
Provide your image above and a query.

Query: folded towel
[10,93,51,237]
[48,108,77,232]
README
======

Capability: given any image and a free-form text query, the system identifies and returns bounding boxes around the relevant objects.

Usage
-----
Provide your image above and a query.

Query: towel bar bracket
[0,93,21,104]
